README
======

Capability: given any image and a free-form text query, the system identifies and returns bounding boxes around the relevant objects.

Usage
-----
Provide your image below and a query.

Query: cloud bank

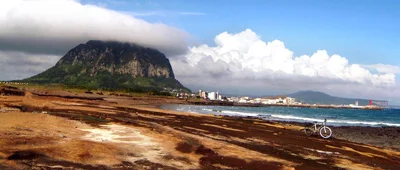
[171,29,398,98]
[0,51,61,80]
[0,0,188,56]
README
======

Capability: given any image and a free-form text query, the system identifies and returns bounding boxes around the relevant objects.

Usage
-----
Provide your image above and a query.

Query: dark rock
[24,40,188,91]
[84,91,93,94]
[7,150,47,160]
[0,86,25,96]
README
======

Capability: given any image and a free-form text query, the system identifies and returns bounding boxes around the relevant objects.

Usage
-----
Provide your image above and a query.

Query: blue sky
[83,0,400,66]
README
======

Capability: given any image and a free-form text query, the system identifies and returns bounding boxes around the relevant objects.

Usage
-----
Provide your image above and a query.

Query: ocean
[161,104,400,127]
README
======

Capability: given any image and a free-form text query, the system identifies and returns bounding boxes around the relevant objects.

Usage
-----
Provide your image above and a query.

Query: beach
[0,86,399,169]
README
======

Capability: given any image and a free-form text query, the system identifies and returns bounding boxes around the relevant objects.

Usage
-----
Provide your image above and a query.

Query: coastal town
[176,89,384,110]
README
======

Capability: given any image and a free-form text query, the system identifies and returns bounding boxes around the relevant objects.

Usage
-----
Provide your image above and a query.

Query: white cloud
[362,64,400,74]
[0,50,61,80]
[171,29,397,95]
[0,0,188,56]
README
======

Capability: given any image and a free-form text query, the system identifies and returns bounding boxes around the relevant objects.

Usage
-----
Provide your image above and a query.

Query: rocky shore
[0,86,399,169]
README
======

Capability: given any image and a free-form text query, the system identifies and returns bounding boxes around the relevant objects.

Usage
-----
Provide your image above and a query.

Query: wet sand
[0,87,399,169]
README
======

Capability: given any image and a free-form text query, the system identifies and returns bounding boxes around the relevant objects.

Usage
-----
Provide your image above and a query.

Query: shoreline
[158,103,400,151]
[160,103,400,128]
[188,100,384,110]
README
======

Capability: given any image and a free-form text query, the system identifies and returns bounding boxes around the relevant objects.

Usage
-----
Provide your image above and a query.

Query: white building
[201,91,207,99]
[208,92,217,100]
[228,97,239,102]
[285,97,296,104]
[238,99,248,103]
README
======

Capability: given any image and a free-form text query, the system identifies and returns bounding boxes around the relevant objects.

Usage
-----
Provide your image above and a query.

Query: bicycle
[304,119,332,139]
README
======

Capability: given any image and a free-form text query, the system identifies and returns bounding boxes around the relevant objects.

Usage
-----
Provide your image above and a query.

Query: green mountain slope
[288,91,388,106]
[25,40,189,91]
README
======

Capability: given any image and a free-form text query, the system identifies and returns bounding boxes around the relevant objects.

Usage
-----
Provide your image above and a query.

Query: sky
[0,0,399,104]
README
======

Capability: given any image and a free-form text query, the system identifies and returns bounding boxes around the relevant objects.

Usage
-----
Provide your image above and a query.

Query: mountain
[25,40,189,91]
[287,90,388,106]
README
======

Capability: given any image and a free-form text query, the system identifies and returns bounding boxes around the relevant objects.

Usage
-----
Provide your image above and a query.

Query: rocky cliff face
[57,40,174,78]
[25,40,187,91]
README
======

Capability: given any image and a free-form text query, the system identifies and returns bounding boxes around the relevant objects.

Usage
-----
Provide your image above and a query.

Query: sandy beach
[0,86,399,169]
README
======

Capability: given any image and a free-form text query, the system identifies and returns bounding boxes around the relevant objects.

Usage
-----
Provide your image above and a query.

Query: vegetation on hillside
[23,40,190,92]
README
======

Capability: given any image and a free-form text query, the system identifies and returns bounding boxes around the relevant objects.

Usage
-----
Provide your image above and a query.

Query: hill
[287,90,388,106]
[24,40,189,91]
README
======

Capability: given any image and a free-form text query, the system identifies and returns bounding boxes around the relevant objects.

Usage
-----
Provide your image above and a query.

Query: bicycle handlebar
[313,119,328,126]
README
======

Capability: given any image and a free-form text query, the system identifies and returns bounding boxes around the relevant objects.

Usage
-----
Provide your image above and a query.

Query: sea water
[161,104,400,127]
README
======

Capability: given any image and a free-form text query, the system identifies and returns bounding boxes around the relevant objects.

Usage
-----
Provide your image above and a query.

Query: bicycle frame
[310,122,324,133]
[304,119,332,139]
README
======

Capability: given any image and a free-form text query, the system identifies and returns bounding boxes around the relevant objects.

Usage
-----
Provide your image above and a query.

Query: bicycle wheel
[319,126,332,139]
[304,128,314,136]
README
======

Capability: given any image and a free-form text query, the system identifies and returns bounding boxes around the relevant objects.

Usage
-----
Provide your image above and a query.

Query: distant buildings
[199,90,207,99]
[198,90,224,101]
[208,92,217,100]
[211,93,298,105]
[285,97,296,104]
[227,97,239,102]
[226,96,297,105]
[191,89,388,109]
